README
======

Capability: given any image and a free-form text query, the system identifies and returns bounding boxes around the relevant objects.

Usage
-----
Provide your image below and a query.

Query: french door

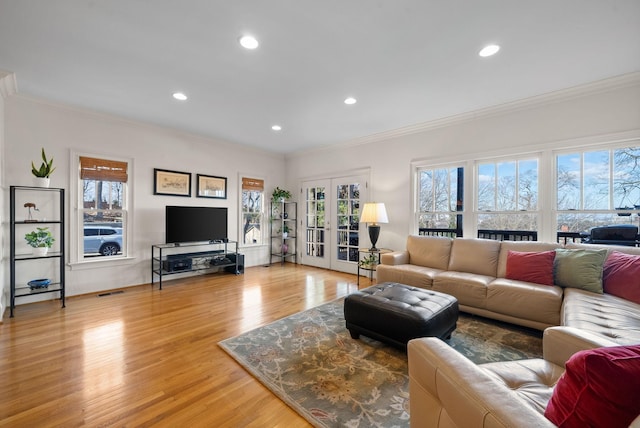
[300,173,368,274]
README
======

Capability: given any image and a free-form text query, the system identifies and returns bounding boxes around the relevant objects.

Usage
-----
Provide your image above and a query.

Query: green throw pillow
[554,249,608,293]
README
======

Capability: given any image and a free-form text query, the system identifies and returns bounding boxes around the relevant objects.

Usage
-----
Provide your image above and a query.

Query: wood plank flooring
[0,263,362,427]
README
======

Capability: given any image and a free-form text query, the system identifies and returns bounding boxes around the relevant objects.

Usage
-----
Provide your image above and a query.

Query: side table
[357,248,392,287]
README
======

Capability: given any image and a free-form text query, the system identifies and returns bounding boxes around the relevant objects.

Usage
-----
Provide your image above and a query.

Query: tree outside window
[241,177,264,245]
[417,166,463,236]
[477,158,538,231]
[79,156,128,258]
[556,146,640,234]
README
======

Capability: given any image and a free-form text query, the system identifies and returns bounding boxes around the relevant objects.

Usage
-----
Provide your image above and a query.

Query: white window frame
[412,133,640,243]
[554,141,640,233]
[69,151,134,267]
[474,155,541,234]
[415,163,465,236]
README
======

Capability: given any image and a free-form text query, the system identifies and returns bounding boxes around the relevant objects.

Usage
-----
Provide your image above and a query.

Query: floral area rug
[218,299,542,428]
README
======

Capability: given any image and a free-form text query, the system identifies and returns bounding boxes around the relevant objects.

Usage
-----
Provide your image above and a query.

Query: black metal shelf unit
[270,201,297,264]
[151,240,242,289]
[10,185,66,317]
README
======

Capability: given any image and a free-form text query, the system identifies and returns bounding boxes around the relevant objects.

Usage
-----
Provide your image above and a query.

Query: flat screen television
[165,206,228,244]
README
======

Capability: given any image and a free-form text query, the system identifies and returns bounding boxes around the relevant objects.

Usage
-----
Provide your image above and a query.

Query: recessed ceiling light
[172,92,188,101]
[239,35,259,50]
[271,125,282,131]
[479,44,500,57]
[344,97,357,105]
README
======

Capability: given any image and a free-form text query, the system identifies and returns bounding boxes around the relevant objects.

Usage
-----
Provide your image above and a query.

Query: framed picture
[197,174,227,199]
[154,168,191,197]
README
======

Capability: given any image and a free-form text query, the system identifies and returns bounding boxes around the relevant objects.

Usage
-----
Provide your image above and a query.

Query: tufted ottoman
[344,282,459,349]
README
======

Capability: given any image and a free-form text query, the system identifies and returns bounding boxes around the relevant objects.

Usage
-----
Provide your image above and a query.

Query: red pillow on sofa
[544,345,640,428]
[505,250,556,286]
[603,251,640,305]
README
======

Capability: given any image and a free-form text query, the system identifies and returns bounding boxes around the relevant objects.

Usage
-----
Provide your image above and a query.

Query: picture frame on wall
[154,168,192,197]
[197,174,227,199]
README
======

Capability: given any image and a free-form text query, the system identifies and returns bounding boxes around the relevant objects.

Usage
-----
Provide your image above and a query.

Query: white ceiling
[1,1,639,154]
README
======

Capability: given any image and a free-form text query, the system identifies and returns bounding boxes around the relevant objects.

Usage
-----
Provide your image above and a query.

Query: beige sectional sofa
[378,235,640,339]
[377,235,640,427]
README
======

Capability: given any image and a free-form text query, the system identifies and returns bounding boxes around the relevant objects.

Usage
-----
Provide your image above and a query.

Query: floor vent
[97,290,124,297]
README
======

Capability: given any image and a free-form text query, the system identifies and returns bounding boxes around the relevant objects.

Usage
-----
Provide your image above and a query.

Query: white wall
[0,72,12,317]
[4,95,285,299]
[286,73,640,252]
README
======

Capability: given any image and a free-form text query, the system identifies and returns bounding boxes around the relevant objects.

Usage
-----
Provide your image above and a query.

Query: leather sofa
[377,236,640,342]
[377,236,640,427]
[408,328,640,428]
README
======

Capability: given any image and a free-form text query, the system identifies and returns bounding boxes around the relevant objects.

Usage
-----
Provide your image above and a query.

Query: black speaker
[162,258,193,272]
[224,253,244,274]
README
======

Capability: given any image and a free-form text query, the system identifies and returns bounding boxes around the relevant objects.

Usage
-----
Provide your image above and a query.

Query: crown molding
[0,70,17,99]
[290,72,640,159]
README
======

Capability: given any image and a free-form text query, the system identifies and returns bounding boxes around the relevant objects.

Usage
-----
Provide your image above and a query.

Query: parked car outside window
[84,225,122,256]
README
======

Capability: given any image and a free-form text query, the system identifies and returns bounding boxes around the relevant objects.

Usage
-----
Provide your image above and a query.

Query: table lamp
[360,202,388,251]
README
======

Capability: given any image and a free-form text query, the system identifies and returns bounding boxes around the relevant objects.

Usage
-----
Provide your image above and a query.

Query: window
[78,156,128,259]
[556,146,640,233]
[416,166,463,236]
[477,158,539,232]
[241,177,264,246]
[414,138,640,242]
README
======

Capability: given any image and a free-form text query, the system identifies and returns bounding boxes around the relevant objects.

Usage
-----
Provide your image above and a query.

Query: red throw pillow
[603,251,640,305]
[545,345,640,428]
[505,250,556,286]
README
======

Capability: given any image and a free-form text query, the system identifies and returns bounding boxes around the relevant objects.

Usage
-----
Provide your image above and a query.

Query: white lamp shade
[360,202,388,224]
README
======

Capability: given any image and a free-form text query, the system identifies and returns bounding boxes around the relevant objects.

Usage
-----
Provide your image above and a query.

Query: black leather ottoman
[344,282,459,349]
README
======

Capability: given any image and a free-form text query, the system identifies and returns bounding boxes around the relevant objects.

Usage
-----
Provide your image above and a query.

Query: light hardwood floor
[0,263,361,427]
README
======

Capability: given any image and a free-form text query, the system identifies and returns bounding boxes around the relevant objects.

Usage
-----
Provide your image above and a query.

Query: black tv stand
[151,240,243,289]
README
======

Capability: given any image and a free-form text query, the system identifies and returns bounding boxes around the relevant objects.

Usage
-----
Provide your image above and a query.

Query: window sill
[68,256,137,271]
[238,243,269,250]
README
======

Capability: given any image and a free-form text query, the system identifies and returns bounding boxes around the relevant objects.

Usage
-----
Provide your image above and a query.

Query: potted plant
[282,224,290,239]
[359,253,378,269]
[271,186,292,202]
[25,227,55,256]
[31,148,56,187]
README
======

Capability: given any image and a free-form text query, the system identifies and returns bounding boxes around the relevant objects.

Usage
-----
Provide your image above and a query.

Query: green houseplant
[25,227,55,256]
[271,186,292,202]
[31,148,56,187]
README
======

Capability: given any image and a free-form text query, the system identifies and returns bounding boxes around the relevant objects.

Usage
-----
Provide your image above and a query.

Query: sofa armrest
[542,326,619,367]
[380,250,409,265]
[408,338,554,428]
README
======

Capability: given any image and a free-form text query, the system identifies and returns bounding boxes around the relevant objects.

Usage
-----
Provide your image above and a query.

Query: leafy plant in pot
[31,148,56,187]
[271,186,292,202]
[25,227,55,256]
[281,224,290,239]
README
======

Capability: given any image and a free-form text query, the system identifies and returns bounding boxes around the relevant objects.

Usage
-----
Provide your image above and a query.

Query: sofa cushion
[482,358,563,417]
[376,264,440,289]
[448,238,501,277]
[487,279,563,326]
[544,345,640,428]
[405,235,452,270]
[603,251,640,305]
[505,250,556,286]
[561,288,640,345]
[432,271,492,309]
[554,248,608,293]
[497,241,563,278]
